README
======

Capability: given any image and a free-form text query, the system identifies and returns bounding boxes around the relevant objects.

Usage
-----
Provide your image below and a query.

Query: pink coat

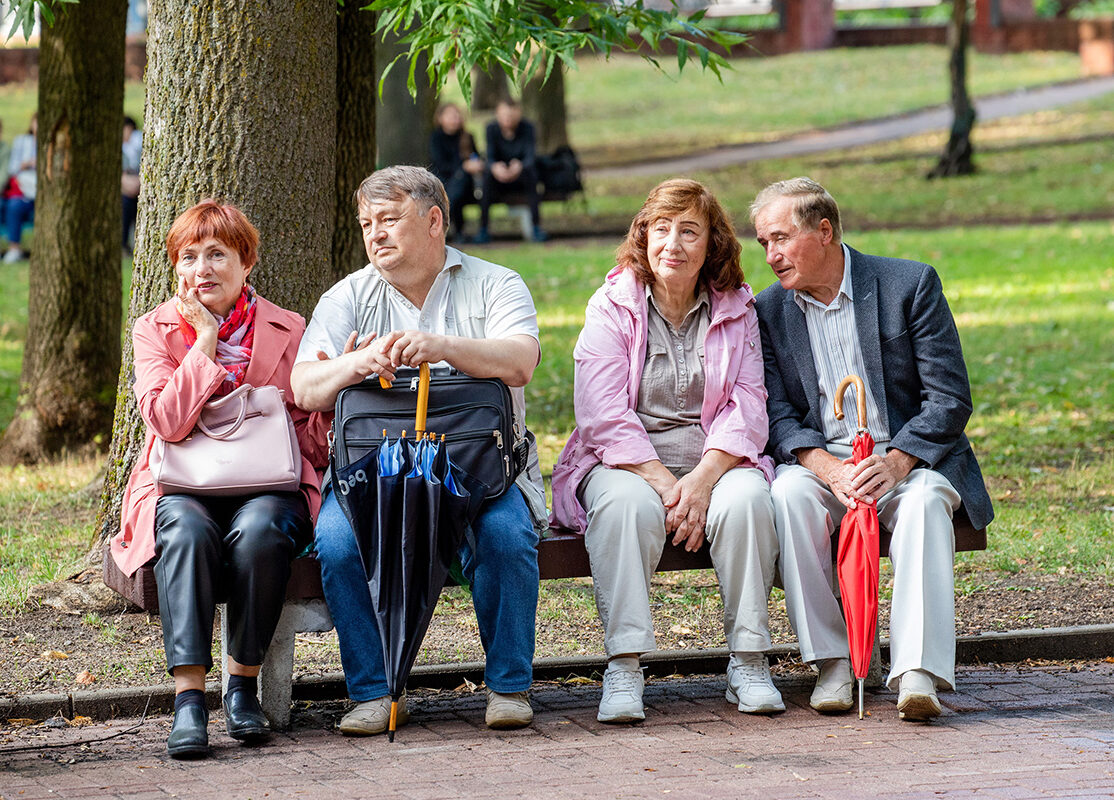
[549,266,775,534]
[111,296,330,577]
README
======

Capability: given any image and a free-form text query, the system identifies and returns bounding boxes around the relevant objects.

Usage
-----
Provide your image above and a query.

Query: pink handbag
[149,384,302,496]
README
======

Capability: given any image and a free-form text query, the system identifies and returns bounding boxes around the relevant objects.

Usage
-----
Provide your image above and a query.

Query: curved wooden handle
[834,374,868,431]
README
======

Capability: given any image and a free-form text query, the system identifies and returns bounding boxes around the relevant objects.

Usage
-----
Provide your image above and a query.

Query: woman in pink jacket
[112,201,327,758]
[550,179,780,724]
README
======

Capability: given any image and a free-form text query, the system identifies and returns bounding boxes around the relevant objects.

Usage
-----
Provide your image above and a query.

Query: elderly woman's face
[646,210,709,288]
[175,237,252,318]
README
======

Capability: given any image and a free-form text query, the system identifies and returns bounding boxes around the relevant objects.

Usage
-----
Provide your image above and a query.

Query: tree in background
[929,0,977,177]
[0,0,127,465]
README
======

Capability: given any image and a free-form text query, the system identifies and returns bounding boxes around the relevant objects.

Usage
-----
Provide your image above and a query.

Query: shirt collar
[645,283,710,328]
[793,243,853,312]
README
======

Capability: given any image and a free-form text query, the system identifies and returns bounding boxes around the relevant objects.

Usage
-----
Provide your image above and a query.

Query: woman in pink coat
[112,201,327,758]
[550,179,780,725]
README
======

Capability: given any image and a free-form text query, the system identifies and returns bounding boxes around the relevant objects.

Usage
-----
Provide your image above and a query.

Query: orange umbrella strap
[414,362,430,436]
[834,374,868,433]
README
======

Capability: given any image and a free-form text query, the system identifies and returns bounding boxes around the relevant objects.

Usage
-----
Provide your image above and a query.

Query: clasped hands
[641,469,713,555]
[819,450,916,510]
[315,329,446,383]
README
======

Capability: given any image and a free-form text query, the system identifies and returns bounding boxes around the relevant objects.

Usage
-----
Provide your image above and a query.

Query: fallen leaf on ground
[69,715,93,726]
[5,718,36,727]
[74,671,96,686]
[40,650,69,661]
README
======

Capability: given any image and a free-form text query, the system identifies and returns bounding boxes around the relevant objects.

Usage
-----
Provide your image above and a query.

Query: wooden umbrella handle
[834,374,868,431]
[414,362,430,436]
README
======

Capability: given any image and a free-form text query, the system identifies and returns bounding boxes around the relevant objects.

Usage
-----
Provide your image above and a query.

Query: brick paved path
[3,662,1113,800]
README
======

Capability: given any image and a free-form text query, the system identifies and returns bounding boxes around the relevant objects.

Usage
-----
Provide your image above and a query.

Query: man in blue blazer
[751,178,993,721]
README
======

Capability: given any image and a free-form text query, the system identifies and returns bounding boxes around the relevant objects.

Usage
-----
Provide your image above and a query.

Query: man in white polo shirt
[291,166,546,734]
[751,177,993,721]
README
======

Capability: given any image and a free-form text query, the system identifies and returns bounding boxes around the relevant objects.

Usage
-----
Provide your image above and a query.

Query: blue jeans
[315,484,539,701]
[4,196,33,247]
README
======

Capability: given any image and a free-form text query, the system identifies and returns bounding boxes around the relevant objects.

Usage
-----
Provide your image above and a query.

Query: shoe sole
[726,687,785,714]
[897,693,941,721]
[167,742,209,759]
[597,708,646,724]
[228,725,271,743]
[486,715,533,730]
[810,697,854,713]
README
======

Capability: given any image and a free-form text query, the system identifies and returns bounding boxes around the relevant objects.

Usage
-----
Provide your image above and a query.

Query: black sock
[174,689,205,712]
[226,674,258,696]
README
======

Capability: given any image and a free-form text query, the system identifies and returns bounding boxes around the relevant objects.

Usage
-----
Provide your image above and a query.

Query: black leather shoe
[223,688,271,743]
[167,704,209,759]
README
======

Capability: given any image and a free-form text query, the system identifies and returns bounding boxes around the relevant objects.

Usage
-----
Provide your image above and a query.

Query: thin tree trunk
[376,30,438,167]
[334,3,378,279]
[928,0,977,178]
[0,0,126,465]
[95,0,337,549]
[522,63,569,155]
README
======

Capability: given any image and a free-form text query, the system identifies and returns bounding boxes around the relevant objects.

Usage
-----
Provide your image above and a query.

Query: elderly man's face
[753,196,836,300]
[358,195,443,277]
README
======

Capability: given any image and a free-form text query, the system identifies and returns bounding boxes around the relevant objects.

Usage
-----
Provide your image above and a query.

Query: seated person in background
[751,177,993,721]
[291,165,547,736]
[122,115,143,254]
[429,102,483,244]
[550,178,782,724]
[113,200,328,758]
[4,113,37,264]
[476,98,546,244]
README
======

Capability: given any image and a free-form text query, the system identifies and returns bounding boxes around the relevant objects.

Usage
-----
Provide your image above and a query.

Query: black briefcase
[331,368,527,499]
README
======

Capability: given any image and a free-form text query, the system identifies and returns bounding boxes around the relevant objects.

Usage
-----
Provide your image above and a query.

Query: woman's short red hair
[616,179,743,293]
[166,200,259,267]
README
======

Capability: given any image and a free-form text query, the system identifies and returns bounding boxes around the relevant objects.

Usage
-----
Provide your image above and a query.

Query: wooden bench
[102,510,985,728]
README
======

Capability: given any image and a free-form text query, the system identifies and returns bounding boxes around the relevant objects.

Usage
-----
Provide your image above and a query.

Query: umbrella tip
[858,678,865,720]
[388,699,399,742]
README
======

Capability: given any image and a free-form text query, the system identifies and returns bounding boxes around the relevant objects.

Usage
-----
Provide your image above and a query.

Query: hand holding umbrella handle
[834,374,868,433]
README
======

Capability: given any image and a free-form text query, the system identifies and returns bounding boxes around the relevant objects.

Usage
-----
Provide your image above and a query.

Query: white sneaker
[3,249,24,264]
[897,669,941,721]
[810,658,854,713]
[597,661,645,723]
[726,652,785,713]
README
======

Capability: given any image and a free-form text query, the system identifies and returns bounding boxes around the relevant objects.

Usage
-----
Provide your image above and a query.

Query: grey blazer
[755,246,994,531]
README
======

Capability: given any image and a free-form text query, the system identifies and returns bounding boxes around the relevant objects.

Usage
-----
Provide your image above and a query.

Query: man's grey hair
[354,165,449,227]
[749,177,842,242]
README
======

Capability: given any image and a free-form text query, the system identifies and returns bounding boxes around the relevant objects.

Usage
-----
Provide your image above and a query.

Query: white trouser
[771,456,961,690]
[579,465,778,657]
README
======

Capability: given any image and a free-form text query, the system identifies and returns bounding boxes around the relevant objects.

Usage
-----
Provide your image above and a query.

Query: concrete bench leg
[220,598,334,730]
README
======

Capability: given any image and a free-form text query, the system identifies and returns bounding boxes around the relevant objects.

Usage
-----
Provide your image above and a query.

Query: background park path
[591,75,1114,179]
[3,661,1113,799]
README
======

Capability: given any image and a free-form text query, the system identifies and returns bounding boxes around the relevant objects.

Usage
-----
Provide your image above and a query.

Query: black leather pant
[154,492,311,673]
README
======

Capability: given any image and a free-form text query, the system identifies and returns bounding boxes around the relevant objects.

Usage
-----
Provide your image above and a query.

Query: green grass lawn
[0,81,146,143]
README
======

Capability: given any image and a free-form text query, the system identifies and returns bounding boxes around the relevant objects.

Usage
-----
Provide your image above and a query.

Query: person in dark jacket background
[476,98,546,244]
[429,103,483,243]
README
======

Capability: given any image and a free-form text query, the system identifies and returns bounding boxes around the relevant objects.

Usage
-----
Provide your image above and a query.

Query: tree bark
[471,66,511,112]
[376,29,438,167]
[334,3,378,279]
[522,63,569,154]
[0,0,127,466]
[929,0,977,178]
[95,0,337,549]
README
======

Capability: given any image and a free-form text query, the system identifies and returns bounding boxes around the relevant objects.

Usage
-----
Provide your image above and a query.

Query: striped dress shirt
[794,244,890,446]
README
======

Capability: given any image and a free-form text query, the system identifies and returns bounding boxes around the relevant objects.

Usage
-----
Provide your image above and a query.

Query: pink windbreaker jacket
[549,266,775,534]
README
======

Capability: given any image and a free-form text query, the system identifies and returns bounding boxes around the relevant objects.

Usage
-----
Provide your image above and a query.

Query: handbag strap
[196,384,252,440]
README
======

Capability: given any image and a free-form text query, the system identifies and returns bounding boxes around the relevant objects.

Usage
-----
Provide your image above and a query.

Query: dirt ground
[2,568,1111,700]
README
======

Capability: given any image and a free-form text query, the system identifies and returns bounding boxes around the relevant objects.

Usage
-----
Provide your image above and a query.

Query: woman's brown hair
[616,178,744,292]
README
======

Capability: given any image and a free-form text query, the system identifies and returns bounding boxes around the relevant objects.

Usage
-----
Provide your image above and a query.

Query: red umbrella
[834,374,880,719]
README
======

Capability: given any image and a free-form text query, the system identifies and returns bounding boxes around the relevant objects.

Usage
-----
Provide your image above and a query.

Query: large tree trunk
[95,0,337,549]
[522,63,569,154]
[334,3,377,279]
[0,1,127,466]
[376,29,437,167]
[929,0,977,178]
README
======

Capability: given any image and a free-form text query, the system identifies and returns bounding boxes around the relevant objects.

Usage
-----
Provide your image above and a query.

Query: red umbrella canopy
[836,429,880,684]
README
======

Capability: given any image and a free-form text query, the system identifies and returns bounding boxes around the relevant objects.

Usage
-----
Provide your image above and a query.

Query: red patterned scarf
[178,286,257,395]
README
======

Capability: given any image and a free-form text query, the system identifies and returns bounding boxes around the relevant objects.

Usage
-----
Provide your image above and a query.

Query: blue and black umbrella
[333,364,483,740]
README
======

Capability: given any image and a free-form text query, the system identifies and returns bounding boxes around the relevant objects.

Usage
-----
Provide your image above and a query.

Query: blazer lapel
[784,292,822,418]
[152,301,190,366]
[245,298,292,387]
[849,248,889,428]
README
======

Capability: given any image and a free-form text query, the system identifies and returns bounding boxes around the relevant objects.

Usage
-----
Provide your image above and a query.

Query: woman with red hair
[112,200,328,758]
[551,179,780,724]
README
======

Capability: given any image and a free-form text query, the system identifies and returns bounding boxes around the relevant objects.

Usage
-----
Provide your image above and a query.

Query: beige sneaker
[337,695,410,735]
[897,669,942,721]
[810,658,854,713]
[485,689,533,729]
